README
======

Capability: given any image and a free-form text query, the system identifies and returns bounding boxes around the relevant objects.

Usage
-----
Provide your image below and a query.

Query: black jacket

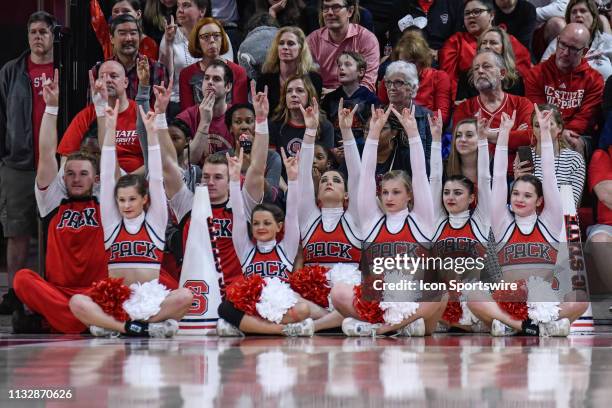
[0,51,35,170]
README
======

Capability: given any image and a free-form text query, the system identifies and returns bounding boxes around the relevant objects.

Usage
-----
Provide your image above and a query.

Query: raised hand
[153,78,173,114]
[251,80,269,119]
[367,104,392,140]
[164,15,177,43]
[42,69,59,107]
[391,104,418,138]
[534,104,552,134]
[281,147,299,181]
[299,97,320,129]
[226,149,243,182]
[138,104,157,132]
[136,56,150,86]
[337,98,359,130]
[499,110,516,134]
[475,110,494,141]
[89,69,108,106]
[269,0,287,18]
[198,90,215,127]
[105,100,120,131]
[427,109,443,143]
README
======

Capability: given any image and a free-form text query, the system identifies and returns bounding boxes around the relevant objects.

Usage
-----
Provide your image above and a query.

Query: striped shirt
[531,147,586,207]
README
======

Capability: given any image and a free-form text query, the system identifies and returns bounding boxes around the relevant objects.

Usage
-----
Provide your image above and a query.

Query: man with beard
[453,50,534,173]
[91,14,168,104]
[58,61,145,174]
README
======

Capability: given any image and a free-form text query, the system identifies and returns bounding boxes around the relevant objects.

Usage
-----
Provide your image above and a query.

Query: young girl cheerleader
[330,105,447,336]
[467,106,588,336]
[69,103,194,337]
[429,110,491,331]
[216,148,315,337]
[288,98,363,332]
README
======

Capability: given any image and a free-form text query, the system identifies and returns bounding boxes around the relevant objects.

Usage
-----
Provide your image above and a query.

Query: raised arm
[37,69,60,188]
[535,105,563,235]
[474,114,493,224]
[100,101,122,243]
[89,69,108,148]
[338,98,361,221]
[297,96,321,229]
[243,80,269,204]
[139,106,168,237]
[358,106,392,234]
[227,150,253,261]
[136,56,151,170]
[393,105,435,231]
[280,148,301,264]
[428,109,444,222]
[158,15,176,72]
[491,111,516,241]
[189,91,214,163]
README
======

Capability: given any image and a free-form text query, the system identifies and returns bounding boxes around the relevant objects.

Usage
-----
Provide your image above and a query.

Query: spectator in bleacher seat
[237,13,279,80]
[439,0,530,101]
[143,0,177,44]
[540,0,612,81]
[454,50,534,174]
[586,145,612,295]
[0,11,56,315]
[321,51,379,147]
[382,61,433,168]
[513,103,586,206]
[525,23,604,157]
[446,118,482,183]
[307,0,380,93]
[493,0,537,52]
[255,0,308,29]
[377,31,452,126]
[178,17,247,112]
[176,60,234,163]
[90,0,159,62]
[60,61,146,175]
[92,14,169,105]
[257,26,322,113]
[269,75,334,160]
[167,118,201,192]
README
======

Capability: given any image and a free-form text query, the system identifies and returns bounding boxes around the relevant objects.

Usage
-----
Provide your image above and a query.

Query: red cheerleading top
[302,215,362,266]
[243,246,293,281]
[106,221,164,269]
[365,215,429,259]
[497,220,559,270]
[432,218,488,260]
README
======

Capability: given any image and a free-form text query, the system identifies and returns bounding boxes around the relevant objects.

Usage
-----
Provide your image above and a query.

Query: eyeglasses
[384,79,407,89]
[199,32,222,42]
[557,38,586,55]
[463,8,489,17]
[321,4,347,13]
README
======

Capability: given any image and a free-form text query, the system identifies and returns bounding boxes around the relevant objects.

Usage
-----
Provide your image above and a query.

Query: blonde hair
[381,170,413,208]
[446,119,478,177]
[392,30,432,69]
[273,74,322,129]
[261,26,317,74]
[476,27,519,89]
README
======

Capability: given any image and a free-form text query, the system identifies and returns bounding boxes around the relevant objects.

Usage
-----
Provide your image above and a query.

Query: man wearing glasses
[525,23,604,157]
[307,0,380,93]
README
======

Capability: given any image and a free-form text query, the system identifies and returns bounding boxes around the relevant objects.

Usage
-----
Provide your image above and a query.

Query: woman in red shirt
[378,30,452,125]
[439,0,531,101]
[179,17,248,110]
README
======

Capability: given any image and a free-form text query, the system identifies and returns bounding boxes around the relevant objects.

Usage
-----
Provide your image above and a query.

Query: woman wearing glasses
[178,17,248,111]
[540,0,612,80]
[439,0,530,101]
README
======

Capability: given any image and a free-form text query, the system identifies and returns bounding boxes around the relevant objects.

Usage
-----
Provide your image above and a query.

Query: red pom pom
[226,275,265,317]
[492,279,528,321]
[443,301,463,324]
[289,265,331,308]
[90,277,132,322]
[353,285,384,324]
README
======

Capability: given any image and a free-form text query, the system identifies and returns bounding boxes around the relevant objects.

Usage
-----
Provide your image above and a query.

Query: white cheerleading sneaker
[89,325,120,338]
[397,318,426,337]
[282,318,315,337]
[216,318,245,337]
[538,318,570,337]
[341,317,380,337]
[490,319,518,337]
[147,319,179,338]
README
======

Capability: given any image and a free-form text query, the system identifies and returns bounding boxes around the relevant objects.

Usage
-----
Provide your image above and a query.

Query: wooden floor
[1,329,612,407]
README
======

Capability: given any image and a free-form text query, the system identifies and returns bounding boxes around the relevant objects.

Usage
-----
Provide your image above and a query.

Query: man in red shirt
[12,72,108,333]
[525,23,604,156]
[176,60,234,164]
[58,60,145,174]
[0,12,55,314]
[453,50,533,172]
[587,146,612,299]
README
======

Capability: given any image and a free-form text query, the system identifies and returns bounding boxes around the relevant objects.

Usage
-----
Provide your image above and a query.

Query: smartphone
[239,139,253,154]
[517,146,533,165]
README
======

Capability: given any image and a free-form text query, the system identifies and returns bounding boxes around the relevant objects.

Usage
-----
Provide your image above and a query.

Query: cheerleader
[69,103,194,337]
[429,110,491,331]
[467,106,588,336]
[331,105,447,336]
[216,148,315,337]
[289,97,363,332]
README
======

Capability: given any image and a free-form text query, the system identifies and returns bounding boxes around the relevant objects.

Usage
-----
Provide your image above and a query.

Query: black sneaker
[0,289,21,315]
[12,309,50,334]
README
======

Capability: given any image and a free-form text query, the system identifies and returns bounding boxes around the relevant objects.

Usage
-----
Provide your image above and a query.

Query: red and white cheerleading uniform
[13,167,108,333]
[352,136,435,324]
[490,134,564,322]
[225,179,301,323]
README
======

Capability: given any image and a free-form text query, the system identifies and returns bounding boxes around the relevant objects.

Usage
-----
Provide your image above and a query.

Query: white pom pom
[379,302,419,325]
[327,263,361,286]
[526,276,560,324]
[123,279,170,321]
[256,278,298,324]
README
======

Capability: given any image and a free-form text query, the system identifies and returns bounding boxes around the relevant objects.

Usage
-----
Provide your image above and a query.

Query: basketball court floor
[2,328,612,407]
